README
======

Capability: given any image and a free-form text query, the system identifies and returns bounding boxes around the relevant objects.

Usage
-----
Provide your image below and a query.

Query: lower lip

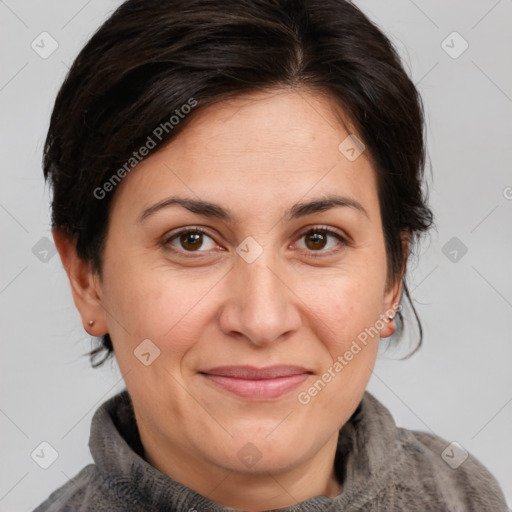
[200,373,310,399]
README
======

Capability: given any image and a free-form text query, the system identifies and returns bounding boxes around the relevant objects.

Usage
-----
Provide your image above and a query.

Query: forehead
[161,88,360,169]
[110,88,380,222]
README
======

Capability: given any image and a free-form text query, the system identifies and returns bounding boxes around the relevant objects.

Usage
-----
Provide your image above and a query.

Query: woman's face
[74,88,402,496]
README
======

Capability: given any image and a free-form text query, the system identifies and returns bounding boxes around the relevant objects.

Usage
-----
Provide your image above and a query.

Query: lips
[201,365,311,379]
[199,365,312,399]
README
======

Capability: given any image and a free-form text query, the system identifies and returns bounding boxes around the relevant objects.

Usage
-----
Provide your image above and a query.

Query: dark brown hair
[43,0,434,367]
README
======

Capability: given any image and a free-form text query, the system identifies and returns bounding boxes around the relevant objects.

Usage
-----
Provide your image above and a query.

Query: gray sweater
[33,390,508,511]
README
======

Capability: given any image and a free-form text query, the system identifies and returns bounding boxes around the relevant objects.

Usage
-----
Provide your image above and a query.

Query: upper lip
[199,365,312,379]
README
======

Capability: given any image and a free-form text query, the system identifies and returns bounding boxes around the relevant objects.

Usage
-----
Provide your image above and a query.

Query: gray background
[1,0,511,510]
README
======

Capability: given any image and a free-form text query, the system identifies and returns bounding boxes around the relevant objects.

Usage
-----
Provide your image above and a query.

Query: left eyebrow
[137,193,369,224]
[285,195,369,221]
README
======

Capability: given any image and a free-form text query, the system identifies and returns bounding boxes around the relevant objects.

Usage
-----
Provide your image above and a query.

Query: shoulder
[32,464,143,512]
[352,392,508,511]
[33,464,94,511]
[393,426,508,511]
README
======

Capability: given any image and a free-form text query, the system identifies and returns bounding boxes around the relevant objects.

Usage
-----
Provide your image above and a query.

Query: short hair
[43,0,434,367]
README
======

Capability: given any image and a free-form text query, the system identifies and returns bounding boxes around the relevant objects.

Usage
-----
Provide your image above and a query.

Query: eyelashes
[161,225,349,259]
[294,227,347,255]
[163,227,217,254]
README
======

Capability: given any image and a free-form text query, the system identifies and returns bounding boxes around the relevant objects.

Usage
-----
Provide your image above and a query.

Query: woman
[34,0,508,510]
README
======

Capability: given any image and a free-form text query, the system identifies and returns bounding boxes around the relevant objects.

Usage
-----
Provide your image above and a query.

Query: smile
[199,365,312,399]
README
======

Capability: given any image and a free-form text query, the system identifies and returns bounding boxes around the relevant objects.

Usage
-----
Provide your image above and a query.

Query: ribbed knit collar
[89,389,404,511]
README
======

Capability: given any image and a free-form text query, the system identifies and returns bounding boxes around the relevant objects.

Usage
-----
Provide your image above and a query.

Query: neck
[140,426,343,511]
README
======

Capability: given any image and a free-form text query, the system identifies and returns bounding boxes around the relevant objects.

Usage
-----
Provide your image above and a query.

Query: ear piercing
[387,314,394,321]
[88,320,95,326]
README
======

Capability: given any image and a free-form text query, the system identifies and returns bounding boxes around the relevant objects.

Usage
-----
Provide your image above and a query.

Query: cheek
[102,258,218,354]
[301,266,386,349]
[298,279,383,417]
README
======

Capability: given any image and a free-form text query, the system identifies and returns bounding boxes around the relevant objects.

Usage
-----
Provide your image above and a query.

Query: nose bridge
[241,256,282,307]
[219,248,301,345]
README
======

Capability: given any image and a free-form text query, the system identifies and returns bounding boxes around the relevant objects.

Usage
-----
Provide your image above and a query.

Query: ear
[380,231,410,339]
[53,228,108,336]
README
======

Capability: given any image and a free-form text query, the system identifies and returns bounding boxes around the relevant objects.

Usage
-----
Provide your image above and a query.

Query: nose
[217,253,302,347]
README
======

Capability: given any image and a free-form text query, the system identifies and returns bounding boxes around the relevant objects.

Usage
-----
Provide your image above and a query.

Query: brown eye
[180,232,203,251]
[295,228,347,254]
[304,231,328,250]
[166,229,217,252]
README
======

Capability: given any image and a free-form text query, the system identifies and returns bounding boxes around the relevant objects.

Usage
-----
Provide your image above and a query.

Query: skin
[55,88,406,511]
